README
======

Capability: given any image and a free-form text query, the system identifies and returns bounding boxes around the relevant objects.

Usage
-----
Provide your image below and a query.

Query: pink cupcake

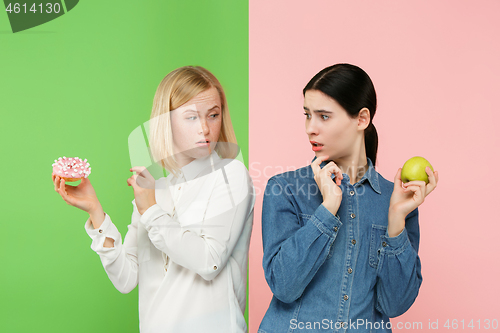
[52,156,91,182]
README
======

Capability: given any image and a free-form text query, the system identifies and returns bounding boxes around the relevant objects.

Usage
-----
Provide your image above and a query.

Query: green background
[0,1,249,332]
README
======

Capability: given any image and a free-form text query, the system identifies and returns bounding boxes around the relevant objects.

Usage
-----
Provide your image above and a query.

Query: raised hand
[52,174,101,214]
[388,166,439,237]
[311,155,344,216]
[127,166,157,215]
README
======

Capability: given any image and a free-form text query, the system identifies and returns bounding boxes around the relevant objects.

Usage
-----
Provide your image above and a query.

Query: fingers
[59,178,67,196]
[403,184,424,204]
[56,178,74,205]
[425,167,438,196]
[311,157,343,185]
[402,180,426,188]
[130,167,155,189]
[323,161,343,185]
[127,174,137,187]
[394,168,402,189]
[130,166,152,179]
[53,174,59,191]
[311,156,328,176]
[130,166,146,174]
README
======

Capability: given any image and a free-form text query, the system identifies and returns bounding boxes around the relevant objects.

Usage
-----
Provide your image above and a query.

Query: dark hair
[303,63,378,166]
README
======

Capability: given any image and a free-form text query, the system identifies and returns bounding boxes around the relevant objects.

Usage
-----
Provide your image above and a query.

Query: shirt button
[334,226,338,232]
[350,213,356,219]
[350,190,355,196]
[351,239,356,245]
[343,295,349,301]
[348,267,353,274]
[382,241,387,247]
[98,229,103,233]
[213,265,218,270]
[178,186,181,190]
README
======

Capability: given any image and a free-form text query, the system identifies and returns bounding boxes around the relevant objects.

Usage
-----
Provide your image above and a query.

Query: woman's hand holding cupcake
[52,174,105,226]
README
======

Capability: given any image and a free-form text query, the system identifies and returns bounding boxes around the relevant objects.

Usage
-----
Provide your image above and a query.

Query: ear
[357,108,370,131]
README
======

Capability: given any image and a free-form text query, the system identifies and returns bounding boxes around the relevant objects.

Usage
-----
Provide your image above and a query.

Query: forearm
[140,204,244,281]
[387,207,405,237]
[85,213,139,293]
[376,228,422,317]
[263,204,341,303]
[100,246,139,293]
[89,205,114,248]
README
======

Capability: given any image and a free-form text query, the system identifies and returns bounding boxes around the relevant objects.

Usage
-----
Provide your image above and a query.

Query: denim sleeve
[375,207,422,317]
[261,177,342,303]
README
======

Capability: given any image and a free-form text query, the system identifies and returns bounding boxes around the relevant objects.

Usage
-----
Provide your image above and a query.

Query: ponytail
[364,122,378,166]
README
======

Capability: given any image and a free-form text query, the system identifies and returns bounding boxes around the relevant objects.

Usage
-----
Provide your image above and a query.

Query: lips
[310,140,323,152]
[196,140,211,148]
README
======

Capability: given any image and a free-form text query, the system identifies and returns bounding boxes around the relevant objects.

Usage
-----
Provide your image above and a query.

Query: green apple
[401,156,434,184]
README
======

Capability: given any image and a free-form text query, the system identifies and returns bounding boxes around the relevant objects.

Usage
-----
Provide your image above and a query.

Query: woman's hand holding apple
[387,167,439,237]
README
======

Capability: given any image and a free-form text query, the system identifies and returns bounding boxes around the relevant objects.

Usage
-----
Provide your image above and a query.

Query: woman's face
[170,86,222,167]
[303,89,362,161]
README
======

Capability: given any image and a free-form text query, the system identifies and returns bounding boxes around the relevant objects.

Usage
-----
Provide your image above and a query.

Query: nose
[305,117,318,136]
[199,119,210,136]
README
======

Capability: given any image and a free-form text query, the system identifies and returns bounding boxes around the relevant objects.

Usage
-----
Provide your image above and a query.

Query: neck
[334,157,368,185]
[331,134,368,185]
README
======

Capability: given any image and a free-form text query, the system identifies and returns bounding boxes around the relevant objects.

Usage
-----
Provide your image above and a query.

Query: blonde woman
[52,66,255,332]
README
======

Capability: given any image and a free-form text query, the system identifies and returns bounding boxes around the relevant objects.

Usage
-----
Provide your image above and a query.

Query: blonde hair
[149,66,238,176]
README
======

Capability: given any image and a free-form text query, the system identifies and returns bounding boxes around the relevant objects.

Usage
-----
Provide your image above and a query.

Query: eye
[321,114,329,120]
[303,112,311,119]
[187,116,198,120]
[209,113,220,119]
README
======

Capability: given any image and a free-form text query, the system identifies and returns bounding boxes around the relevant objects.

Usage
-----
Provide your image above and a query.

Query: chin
[190,147,212,159]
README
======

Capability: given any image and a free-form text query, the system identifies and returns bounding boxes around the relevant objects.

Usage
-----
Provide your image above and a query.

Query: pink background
[249,1,500,332]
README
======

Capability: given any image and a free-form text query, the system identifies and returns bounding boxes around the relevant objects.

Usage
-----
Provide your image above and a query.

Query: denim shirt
[259,157,422,333]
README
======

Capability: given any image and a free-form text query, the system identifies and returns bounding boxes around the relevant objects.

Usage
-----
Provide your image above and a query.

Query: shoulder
[376,171,395,196]
[267,165,313,185]
[217,157,249,174]
[154,175,171,189]
[212,158,252,191]
[263,165,314,199]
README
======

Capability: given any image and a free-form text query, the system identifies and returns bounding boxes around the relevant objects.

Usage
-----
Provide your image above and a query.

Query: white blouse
[84,151,255,332]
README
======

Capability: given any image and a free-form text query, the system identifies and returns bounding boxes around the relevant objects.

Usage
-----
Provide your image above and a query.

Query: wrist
[388,207,405,237]
[322,201,338,216]
[139,202,156,215]
[89,204,105,229]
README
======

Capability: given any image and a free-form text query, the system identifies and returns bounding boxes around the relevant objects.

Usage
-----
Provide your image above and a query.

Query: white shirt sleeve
[84,201,141,294]
[139,160,255,281]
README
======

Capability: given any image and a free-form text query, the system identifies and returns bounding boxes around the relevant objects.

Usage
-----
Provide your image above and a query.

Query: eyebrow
[182,105,220,114]
[303,106,332,113]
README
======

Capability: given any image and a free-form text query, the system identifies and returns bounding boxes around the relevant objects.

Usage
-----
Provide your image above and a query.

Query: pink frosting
[52,156,91,179]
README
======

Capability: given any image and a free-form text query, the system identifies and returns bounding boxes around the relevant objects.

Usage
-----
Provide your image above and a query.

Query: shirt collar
[311,156,381,194]
[177,151,221,182]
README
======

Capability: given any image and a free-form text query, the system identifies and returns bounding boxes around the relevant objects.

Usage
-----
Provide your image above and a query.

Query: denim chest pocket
[369,224,387,269]
[299,213,334,259]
